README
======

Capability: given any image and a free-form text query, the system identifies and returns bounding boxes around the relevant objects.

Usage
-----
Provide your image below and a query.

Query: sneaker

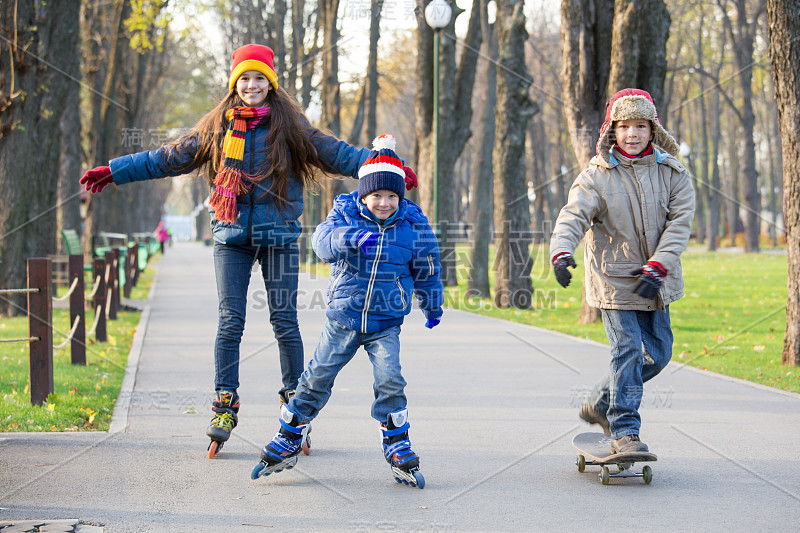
[611,434,649,454]
[578,403,610,436]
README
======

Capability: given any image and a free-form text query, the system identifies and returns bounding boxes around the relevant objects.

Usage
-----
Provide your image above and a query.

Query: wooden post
[69,254,86,365]
[112,248,121,315]
[93,257,107,342]
[132,242,141,286]
[28,258,53,406]
[104,251,117,320]
[125,243,136,295]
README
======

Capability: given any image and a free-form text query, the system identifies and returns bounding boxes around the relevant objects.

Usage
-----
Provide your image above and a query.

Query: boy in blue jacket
[251,134,443,489]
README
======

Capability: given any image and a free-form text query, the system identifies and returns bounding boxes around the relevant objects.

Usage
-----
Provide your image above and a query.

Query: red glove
[402,165,418,191]
[80,166,113,193]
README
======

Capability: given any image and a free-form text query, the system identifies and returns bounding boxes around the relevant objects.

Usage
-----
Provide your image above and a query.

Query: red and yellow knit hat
[228,44,278,91]
[596,88,679,161]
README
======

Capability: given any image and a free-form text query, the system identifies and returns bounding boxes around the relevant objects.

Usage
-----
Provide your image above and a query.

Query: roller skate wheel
[207,440,220,459]
[251,462,266,480]
[302,440,311,456]
[412,470,425,489]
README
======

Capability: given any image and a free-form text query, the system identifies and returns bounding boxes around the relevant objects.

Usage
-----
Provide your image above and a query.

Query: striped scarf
[209,106,271,223]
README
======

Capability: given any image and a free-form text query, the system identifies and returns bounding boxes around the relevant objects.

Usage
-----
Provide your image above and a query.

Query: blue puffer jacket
[313,191,444,334]
[109,117,370,247]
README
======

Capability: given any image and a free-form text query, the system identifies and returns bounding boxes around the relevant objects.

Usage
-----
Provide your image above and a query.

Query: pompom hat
[358,134,406,200]
[596,88,679,161]
[229,44,278,91]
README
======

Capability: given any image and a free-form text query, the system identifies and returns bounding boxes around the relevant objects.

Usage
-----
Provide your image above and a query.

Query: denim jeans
[289,318,406,424]
[213,241,303,393]
[588,307,672,439]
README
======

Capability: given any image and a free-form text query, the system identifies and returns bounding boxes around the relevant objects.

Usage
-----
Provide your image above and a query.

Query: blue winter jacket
[313,191,444,334]
[109,117,370,247]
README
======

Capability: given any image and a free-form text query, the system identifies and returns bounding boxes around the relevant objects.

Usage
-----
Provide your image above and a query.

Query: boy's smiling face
[614,119,654,156]
[361,190,399,220]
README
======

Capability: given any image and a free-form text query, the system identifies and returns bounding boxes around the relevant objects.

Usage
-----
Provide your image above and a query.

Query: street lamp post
[424,0,452,232]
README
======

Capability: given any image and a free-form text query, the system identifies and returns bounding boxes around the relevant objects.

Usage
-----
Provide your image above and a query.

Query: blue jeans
[213,241,303,393]
[588,307,672,439]
[289,319,406,424]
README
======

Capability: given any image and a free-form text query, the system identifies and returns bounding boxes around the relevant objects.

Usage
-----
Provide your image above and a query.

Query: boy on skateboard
[550,89,695,454]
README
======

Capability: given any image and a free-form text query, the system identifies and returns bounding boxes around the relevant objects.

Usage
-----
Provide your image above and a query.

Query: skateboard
[572,432,657,485]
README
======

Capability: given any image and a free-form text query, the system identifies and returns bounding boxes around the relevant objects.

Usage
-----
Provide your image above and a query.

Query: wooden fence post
[124,243,136,297]
[112,248,121,315]
[104,251,117,320]
[69,254,86,365]
[93,257,107,342]
[28,258,53,406]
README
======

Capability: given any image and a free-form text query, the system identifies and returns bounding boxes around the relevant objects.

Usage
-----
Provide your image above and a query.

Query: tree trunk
[560,0,614,324]
[272,0,288,83]
[766,0,800,366]
[0,0,80,316]
[319,0,347,217]
[492,0,537,309]
[726,130,740,247]
[364,0,384,144]
[467,1,497,299]
[57,23,84,250]
[717,0,764,252]
[414,1,482,287]
[288,0,305,101]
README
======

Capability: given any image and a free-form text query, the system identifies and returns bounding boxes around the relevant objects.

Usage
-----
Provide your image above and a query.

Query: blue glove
[424,307,442,329]
[425,318,440,329]
[357,230,379,256]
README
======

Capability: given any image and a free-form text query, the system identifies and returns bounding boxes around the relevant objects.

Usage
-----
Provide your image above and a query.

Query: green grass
[302,243,797,394]
[0,259,159,432]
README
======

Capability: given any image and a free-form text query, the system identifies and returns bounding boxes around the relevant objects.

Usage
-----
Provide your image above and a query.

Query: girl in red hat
[80,44,414,458]
[549,88,695,455]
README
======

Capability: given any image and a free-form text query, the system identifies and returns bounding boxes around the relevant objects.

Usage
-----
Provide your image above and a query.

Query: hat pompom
[372,134,396,151]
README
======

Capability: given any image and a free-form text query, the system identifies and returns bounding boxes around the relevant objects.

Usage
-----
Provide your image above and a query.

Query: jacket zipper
[360,213,400,333]
[395,278,406,310]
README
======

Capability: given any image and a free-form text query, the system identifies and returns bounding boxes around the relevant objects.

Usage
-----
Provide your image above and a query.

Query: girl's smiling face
[236,70,271,107]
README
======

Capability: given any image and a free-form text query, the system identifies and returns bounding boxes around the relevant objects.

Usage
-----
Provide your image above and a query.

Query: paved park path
[2,242,799,532]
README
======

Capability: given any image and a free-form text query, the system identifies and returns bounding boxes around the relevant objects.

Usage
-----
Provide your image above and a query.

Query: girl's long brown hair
[166,85,329,211]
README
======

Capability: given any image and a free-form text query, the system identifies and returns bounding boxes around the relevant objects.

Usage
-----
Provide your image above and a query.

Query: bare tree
[467,0,497,299]
[414,0,483,286]
[766,0,800,366]
[364,0,385,144]
[0,0,81,315]
[716,0,766,252]
[319,0,349,218]
[492,0,538,309]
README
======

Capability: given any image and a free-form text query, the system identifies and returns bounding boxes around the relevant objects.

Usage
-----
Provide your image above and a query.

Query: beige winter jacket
[550,147,695,311]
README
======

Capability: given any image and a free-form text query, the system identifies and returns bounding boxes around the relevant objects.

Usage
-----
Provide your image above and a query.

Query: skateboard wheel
[576,455,586,473]
[600,466,611,485]
[642,465,653,484]
[207,440,220,459]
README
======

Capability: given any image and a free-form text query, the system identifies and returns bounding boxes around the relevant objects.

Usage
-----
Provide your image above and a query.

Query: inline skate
[206,390,239,458]
[250,403,310,479]
[381,409,424,489]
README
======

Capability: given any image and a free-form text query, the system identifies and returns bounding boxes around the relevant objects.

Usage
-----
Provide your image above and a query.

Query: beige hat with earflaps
[596,88,679,162]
